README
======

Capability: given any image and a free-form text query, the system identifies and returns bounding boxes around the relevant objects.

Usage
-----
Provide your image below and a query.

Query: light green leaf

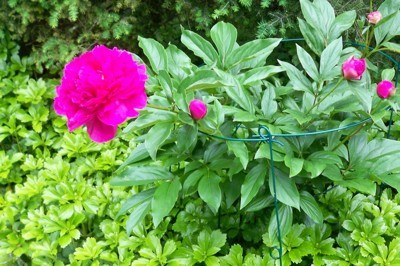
[110,165,174,186]
[198,171,221,214]
[238,66,284,86]
[328,10,356,42]
[226,38,281,68]
[296,44,319,81]
[116,188,156,218]
[269,168,300,209]
[126,200,151,235]
[139,37,167,74]
[268,204,293,245]
[181,27,219,65]
[381,68,396,80]
[261,83,278,118]
[215,69,255,113]
[227,141,249,169]
[240,164,267,209]
[145,122,173,160]
[382,42,400,54]
[151,178,182,227]
[300,191,323,224]
[210,22,237,66]
[298,18,325,56]
[319,38,342,80]
[179,69,224,92]
[166,44,192,79]
[279,60,313,94]
[284,156,304,177]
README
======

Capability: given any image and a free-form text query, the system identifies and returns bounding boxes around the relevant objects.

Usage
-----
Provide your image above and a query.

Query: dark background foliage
[0,0,380,75]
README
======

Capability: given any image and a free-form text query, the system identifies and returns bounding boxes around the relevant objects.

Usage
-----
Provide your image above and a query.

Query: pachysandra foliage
[1,0,400,265]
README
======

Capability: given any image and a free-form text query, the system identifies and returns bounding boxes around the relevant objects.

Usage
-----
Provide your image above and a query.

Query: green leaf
[198,171,221,214]
[240,164,267,209]
[300,0,323,34]
[181,27,219,66]
[210,22,237,66]
[183,168,206,195]
[166,44,192,79]
[328,10,356,42]
[238,66,284,86]
[116,188,156,218]
[375,11,400,44]
[382,42,400,54]
[145,122,173,160]
[300,191,323,224]
[118,143,150,170]
[126,200,151,235]
[179,69,224,92]
[227,141,249,169]
[337,178,376,195]
[381,68,396,80]
[269,168,300,209]
[139,37,167,74]
[151,178,182,227]
[226,38,281,68]
[245,195,274,212]
[261,83,278,118]
[284,156,304,177]
[298,18,325,56]
[268,204,293,245]
[319,38,342,80]
[215,69,255,113]
[110,165,174,186]
[176,124,198,153]
[123,110,176,132]
[279,60,313,94]
[296,44,320,81]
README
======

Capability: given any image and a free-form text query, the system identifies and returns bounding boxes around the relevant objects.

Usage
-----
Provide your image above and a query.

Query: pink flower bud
[189,99,207,120]
[376,80,396,99]
[342,56,366,80]
[367,11,382,24]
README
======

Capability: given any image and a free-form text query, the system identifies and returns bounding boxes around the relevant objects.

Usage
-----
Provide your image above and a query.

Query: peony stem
[306,77,344,115]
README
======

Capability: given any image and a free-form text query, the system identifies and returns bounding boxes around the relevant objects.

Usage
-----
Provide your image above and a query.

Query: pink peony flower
[367,11,382,24]
[54,45,148,143]
[376,80,396,99]
[189,99,207,120]
[342,56,366,80]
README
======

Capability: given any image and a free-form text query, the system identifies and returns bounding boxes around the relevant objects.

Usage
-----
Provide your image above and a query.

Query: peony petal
[98,100,128,126]
[67,109,94,131]
[86,117,118,143]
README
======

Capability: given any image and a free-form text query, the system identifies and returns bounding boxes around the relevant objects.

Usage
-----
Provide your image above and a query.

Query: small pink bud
[367,11,382,24]
[342,56,366,80]
[376,80,396,99]
[189,99,207,120]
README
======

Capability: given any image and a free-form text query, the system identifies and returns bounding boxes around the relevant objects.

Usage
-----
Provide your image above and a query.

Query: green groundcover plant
[2,0,400,265]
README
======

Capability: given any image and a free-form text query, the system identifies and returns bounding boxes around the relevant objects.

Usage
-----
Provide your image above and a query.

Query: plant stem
[306,77,344,115]
[331,123,366,151]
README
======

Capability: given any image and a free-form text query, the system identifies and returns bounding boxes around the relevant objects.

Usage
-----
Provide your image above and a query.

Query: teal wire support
[258,125,283,265]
